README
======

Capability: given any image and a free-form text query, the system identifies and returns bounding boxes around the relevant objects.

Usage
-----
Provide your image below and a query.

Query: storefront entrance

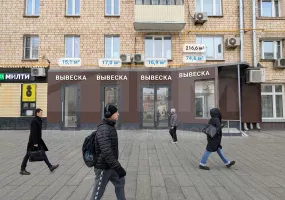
[140,85,171,129]
[101,85,121,128]
[60,85,80,129]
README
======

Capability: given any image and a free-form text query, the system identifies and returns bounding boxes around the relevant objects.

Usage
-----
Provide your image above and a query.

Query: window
[25,0,40,15]
[195,80,215,118]
[261,84,284,119]
[260,41,282,59]
[106,0,120,15]
[65,36,80,58]
[135,0,183,5]
[66,0,80,15]
[196,36,223,60]
[196,0,222,16]
[145,36,172,60]
[105,36,120,58]
[258,0,280,17]
[24,36,39,60]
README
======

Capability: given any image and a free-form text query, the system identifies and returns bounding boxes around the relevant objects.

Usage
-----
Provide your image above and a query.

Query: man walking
[20,108,59,175]
[91,104,126,200]
[169,108,178,143]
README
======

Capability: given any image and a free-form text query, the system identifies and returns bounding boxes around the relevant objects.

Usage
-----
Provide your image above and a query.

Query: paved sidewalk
[0,129,285,200]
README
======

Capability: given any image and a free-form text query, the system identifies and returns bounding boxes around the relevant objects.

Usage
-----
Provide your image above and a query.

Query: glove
[115,167,126,178]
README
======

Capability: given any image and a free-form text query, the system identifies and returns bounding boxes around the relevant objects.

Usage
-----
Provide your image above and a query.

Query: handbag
[29,146,45,162]
[202,124,217,138]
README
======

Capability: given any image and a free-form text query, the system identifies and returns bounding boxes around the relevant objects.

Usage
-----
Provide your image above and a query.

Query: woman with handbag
[199,108,235,170]
[20,108,59,175]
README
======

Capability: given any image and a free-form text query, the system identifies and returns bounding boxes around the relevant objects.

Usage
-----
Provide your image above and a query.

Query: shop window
[195,80,215,118]
[105,36,120,58]
[260,40,282,59]
[258,0,280,17]
[24,36,39,60]
[106,0,120,15]
[196,36,223,60]
[261,84,284,119]
[25,0,40,16]
[196,0,222,16]
[66,0,80,15]
[21,84,37,117]
[145,36,172,60]
[21,102,36,116]
[65,36,80,58]
[135,0,183,5]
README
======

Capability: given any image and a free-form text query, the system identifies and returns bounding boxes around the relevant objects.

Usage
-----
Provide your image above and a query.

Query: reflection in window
[195,80,215,118]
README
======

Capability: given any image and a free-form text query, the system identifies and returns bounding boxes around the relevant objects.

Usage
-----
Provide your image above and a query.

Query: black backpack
[82,124,103,168]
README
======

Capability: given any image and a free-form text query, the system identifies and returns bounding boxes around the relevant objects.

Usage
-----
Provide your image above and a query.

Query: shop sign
[97,75,128,81]
[58,58,82,67]
[183,44,206,53]
[179,70,210,78]
[22,84,36,102]
[98,58,122,68]
[0,73,31,81]
[141,75,172,81]
[183,54,206,63]
[145,58,168,68]
[55,75,87,81]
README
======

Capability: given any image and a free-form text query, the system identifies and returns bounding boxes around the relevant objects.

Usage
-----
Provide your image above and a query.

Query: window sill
[262,118,285,122]
[22,59,39,61]
[105,15,120,17]
[206,59,225,62]
[257,17,285,20]
[260,59,276,62]
[23,15,40,18]
[208,15,223,18]
[65,15,80,17]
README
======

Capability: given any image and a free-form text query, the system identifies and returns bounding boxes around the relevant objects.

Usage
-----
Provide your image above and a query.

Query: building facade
[0,0,284,131]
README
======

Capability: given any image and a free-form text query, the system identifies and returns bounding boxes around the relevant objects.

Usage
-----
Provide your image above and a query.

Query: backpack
[82,124,104,167]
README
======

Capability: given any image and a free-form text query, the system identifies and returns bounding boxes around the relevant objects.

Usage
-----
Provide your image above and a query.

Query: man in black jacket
[20,108,59,175]
[91,104,126,200]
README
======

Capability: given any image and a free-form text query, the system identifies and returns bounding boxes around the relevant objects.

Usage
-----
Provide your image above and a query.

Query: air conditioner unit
[226,37,240,48]
[274,58,285,69]
[194,12,208,24]
[133,54,144,63]
[31,68,46,77]
[120,54,132,63]
[246,69,265,83]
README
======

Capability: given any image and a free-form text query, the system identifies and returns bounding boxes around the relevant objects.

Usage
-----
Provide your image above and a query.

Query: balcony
[134,5,186,32]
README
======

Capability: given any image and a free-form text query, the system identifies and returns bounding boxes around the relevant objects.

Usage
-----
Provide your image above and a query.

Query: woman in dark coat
[199,108,235,170]
[20,108,59,175]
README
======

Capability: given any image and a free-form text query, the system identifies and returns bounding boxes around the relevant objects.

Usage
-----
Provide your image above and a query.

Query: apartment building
[0,0,284,131]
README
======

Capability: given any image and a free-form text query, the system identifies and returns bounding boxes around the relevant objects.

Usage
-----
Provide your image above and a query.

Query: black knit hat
[104,104,118,118]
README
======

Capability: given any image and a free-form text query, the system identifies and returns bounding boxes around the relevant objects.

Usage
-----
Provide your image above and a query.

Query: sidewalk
[0,130,285,200]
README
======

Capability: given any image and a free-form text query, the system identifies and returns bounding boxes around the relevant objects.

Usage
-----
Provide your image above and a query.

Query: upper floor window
[106,0,120,15]
[196,36,223,60]
[105,36,120,58]
[196,0,222,16]
[66,0,80,15]
[24,36,39,60]
[65,36,80,58]
[258,0,280,17]
[260,40,282,59]
[26,0,40,16]
[145,36,172,60]
[135,0,184,5]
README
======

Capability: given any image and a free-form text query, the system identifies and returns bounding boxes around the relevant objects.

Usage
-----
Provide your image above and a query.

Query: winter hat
[104,104,118,118]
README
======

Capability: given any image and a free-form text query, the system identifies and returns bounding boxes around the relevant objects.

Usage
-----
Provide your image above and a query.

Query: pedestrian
[169,108,178,144]
[199,108,235,170]
[20,108,59,175]
[91,104,126,200]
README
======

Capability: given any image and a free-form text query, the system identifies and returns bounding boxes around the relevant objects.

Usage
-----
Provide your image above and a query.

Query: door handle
[61,102,64,122]
[102,101,105,119]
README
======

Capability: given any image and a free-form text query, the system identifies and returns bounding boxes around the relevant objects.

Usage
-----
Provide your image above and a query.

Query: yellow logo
[22,84,36,102]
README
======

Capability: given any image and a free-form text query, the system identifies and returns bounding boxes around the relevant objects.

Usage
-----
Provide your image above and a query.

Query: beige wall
[36,83,47,117]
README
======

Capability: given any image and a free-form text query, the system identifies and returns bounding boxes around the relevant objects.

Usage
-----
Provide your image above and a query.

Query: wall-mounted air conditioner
[194,12,208,24]
[274,58,285,69]
[246,69,265,83]
[120,54,132,64]
[31,68,46,77]
[134,54,144,63]
[225,37,240,49]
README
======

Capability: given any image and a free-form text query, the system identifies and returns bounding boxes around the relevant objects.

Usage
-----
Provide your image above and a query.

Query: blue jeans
[200,148,230,166]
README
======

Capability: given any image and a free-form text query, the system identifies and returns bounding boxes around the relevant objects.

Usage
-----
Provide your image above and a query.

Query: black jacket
[94,118,121,170]
[206,108,223,152]
[27,116,48,151]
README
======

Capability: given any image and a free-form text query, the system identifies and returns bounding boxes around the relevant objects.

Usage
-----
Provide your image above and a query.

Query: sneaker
[226,161,235,168]
[20,170,31,175]
[199,165,210,170]
[49,164,59,172]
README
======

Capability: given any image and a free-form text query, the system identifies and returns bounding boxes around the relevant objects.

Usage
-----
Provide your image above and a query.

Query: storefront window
[195,80,215,118]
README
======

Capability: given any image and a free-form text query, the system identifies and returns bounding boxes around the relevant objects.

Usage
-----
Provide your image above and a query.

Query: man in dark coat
[199,108,235,170]
[91,104,126,200]
[20,108,59,175]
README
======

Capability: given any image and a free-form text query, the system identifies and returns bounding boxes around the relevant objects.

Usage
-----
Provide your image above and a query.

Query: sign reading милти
[0,73,32,82]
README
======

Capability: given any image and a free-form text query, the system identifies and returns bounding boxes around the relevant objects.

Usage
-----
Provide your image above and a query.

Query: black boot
[226,161,235,168]
[20,169,31,175]
[49,164,59,172]
[199,165,210,170]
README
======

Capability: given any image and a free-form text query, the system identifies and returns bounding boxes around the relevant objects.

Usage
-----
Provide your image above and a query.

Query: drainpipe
[252,0,257,67]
